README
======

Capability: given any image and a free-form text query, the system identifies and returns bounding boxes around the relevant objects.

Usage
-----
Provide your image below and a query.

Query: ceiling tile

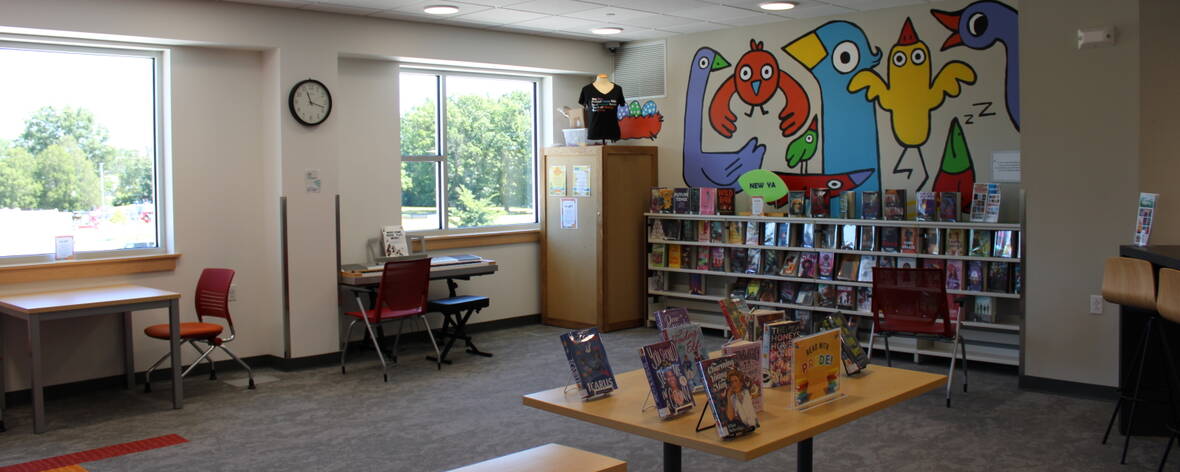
[453,7,549,24]
[383,0,494,18]
[301,2,383,14]
[777,3,854,18]
[658,22,730,34]
[611,29,674,41]
[675,4,760,21]
[510,15,602,31]
[226,0,315,8]
[823,0,926,10]
[313,0,416,9]
[465,0,547,6]
[717,0,828,10]
[502,0,604,15]
[604,0,710,13]
[717,14,791,27]
[565,6,659,24]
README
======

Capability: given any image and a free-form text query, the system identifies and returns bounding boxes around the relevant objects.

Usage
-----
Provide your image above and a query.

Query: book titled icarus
[762,320,802,388]
[661,323,709,391]
[560,328,618,400]
[640,340,693,419]
[791,329,842,409]
[698,355,759,439]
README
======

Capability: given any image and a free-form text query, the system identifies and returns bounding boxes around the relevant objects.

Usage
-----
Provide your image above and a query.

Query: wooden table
[0,285,182,434]
[339,259,498,297]
[524,366,945,471]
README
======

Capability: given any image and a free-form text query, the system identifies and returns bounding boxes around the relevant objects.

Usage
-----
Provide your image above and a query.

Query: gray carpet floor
[0,323,1172,471]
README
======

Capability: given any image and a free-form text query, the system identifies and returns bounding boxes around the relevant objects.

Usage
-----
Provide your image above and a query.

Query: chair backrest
[871,267,954,338]
[1157,268,1180,324]
[375,258,432,315]
[1102,257,1155,311]
[195,268,235,326]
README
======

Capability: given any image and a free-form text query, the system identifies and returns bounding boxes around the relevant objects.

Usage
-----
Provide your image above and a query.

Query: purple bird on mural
[683,47,766,190]
[933,0,1019,130]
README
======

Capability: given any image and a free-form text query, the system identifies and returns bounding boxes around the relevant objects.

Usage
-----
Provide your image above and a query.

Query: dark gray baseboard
[1019,374,1117,401]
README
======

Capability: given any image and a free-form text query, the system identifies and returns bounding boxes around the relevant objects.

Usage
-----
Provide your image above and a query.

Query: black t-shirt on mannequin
[578,83,625,141]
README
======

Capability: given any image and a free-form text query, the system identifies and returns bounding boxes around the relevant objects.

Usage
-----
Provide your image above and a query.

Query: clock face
[289,79,332,126]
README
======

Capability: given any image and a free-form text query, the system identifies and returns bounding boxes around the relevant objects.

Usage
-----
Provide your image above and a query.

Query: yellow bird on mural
[849,17,976,148]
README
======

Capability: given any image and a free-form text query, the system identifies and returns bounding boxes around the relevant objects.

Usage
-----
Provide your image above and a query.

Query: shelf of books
[645,185,1024,368]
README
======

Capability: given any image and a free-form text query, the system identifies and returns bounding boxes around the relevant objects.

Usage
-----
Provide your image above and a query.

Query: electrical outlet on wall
[229,284,238,302]
[1090,294,1103,314]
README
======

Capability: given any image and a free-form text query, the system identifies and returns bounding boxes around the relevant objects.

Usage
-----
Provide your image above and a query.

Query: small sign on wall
[560,198,577,229]
[991,151,1020,182]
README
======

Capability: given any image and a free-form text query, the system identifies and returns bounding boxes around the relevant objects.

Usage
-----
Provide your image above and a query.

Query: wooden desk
[523,366,945,471]
[0,285,182,434]
[340,259,498,297]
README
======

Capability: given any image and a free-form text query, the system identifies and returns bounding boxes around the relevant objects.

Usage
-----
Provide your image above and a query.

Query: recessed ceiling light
[591,27,624,35]
[759,1,797,10]
[423,5,460,15]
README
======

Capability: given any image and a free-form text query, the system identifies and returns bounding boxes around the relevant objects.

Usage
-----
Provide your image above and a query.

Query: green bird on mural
[785,116,819,172]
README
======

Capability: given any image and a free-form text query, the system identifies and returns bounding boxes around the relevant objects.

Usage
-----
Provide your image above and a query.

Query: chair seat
[429,295,490,311]
[144,322,223,340]
[344,306,425,322]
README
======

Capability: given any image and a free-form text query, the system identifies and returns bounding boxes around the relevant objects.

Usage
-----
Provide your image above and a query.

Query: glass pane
[400,160,440,231]
[444,75,537,229]
[399,72,439,156]
[0,46,157,257]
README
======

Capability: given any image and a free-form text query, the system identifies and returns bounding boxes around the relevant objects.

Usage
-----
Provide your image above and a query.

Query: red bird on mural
[709,39,810,139]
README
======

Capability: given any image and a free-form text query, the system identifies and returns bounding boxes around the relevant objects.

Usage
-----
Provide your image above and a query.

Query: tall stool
[1101,257,1160,464]
[1152,268,1180,470]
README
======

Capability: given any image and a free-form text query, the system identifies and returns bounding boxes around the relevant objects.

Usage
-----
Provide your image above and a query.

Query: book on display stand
[762,320,802,388]
[639,340,693,419]
[661,323,708,391]
[721,340,764,412]
[560,328,618,400]
[791,328,844,409]
[696,355,759,439]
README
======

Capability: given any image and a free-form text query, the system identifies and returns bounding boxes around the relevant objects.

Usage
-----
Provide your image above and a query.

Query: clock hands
[305,90,324,108]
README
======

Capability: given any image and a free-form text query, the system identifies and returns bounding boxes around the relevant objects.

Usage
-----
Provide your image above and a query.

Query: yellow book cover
[791,328,842,408]
[668,244,681,269]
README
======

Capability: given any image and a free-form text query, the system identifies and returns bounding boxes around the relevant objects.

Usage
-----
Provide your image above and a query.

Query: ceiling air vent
[612,40,665,99]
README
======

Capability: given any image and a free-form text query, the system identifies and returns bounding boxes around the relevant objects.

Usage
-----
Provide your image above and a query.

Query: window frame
[0,37,170,265]
[398,67,542,236]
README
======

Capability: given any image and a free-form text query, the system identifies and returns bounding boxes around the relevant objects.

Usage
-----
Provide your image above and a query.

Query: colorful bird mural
[932,0,1020,130]
[782,21,884,192]
[683,47,766,189]
[785,117,818,171]
[932,117,976,213]
[772,169,875,207]
[849,17,976,190]
[709,39,810,139]
[618,100,664,140]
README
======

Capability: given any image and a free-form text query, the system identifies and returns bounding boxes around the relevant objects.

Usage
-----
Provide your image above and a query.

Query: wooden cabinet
[541,145,657,332]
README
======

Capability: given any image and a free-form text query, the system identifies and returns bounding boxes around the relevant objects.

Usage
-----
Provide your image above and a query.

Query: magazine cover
[743,222,760,246]
[763,320,802,387]
[664,219,682,240]
[661,323,708,391]
[653,307,692,330]
[730,279,749,299]
[839,224,857,250]
[762,222,777,246]
[858,255,876,282]
[856,287,872,312]
[560,328,618,400]
[650,244,666,267]
[759,281,779,302]
[924,228,942,255]
[799,253,819,278]
[698,355,758,439]
[966,261,985,291]
[778,281,799,304]
[969,230,993,257]
[746,249,763,274]
[945,229,966,255]
[988,262,1011,293]
[810,188,831,218]
[791,329,842,408]
[1135,192,1159,246]
[836,255,860,281]
[710,247,727,271]
[883,189,907,220]
[859,226,877,251]
[673,188,690,214]
[970,183,1000,222]
[650,220,666,241]
[880,227,900,252]
[639,340,688,419]
[817,225,836,249]
[916,191,937,221]
[835,286,856,309]
[820,314,868,375]
[777,222,793,246]
[781,252,801,276]
[718,297,753,341]
[745,279,762,301]
[861,191,881,219]
[877,256,896,268]
[817,284,836,308]
[727,222,743,244]
[649,271,669,291]
[710,221,725,243]
[668,244,682,268]
[939,192,960,221]
[695,246,710,270]
[718,188,736,215]
[658,188,675,213]
[838,192,856,219]
[697,220,711,242]
[689,188,700,214]
[800,223,815,248]
[993,230,1016,258]
[728,247,747,273]
[788,191,807,217]
[946,260,965,290]
[722,340,764,412]
[689,274,706,295]
[795,284,818,306]
[818,252,836,280]
[795,309,815,333]
[681,220,696,243]
[656,365,696,418]
[897,257,918,269]
[762,250,783,275]
[700,188,717,215]
[899,227,920,254]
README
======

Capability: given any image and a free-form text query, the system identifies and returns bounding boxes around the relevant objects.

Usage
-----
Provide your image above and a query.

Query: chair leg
[341,319,360,375]
[188,341,216,380]
[181,344,217,379]
[392,318,407,364]
[947,335,960,408]
[960,336,969,393]
[1105,313,1154,445]
[218,345,256,390]
[143,352,170,393]
[422,315,442,370]
[362,319,389,383]
[884,335,892,367]
[867,324,876,362]
[1122,317,1157,465]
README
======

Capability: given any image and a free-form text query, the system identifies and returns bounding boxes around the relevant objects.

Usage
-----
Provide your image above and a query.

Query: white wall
[0,0,611,390]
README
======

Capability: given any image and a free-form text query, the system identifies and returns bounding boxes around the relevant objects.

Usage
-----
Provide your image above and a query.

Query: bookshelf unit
[645,212,1025,367]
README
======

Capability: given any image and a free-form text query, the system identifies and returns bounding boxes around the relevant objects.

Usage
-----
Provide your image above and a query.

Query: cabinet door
[542,151,602,328]
[601,150,656,331]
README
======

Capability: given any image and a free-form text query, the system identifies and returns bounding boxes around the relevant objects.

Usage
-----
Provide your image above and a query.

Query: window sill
[414,229,540,251]
[0,253,182,284]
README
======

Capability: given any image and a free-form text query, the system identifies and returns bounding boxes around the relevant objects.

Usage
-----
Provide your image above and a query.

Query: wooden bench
[449,443,626,472]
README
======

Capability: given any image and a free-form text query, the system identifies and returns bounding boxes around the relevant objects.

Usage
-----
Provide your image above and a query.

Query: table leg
[29,317,45,434]
[121,312,134,390]
[797,438,813,472]
[169,299,183,409]
[663,442,681,472]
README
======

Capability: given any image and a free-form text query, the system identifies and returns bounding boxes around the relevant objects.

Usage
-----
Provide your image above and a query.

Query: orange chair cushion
[144,322,223,340]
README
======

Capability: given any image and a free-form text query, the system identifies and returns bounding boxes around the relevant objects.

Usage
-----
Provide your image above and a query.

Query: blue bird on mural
[932,0,1019,130]
[783,21,883,192]
[683,47,766,190]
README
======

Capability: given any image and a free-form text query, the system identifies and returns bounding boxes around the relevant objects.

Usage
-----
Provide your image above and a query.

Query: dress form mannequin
[592,74,615,94]
[579,74,624,143]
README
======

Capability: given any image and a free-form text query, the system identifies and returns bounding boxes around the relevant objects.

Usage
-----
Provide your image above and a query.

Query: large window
[399,70,538,232]
[0,41,163,261]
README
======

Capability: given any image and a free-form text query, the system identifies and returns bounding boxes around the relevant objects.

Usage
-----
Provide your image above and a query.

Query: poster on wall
[791,328,843,409]
[548,165,567,196]
[572,165,591,196]
[560,198,578,229]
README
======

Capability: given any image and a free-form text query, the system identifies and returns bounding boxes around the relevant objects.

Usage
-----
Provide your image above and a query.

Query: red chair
[870,267,967,407]
[340,259,441,382]
[144,268,255,392]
